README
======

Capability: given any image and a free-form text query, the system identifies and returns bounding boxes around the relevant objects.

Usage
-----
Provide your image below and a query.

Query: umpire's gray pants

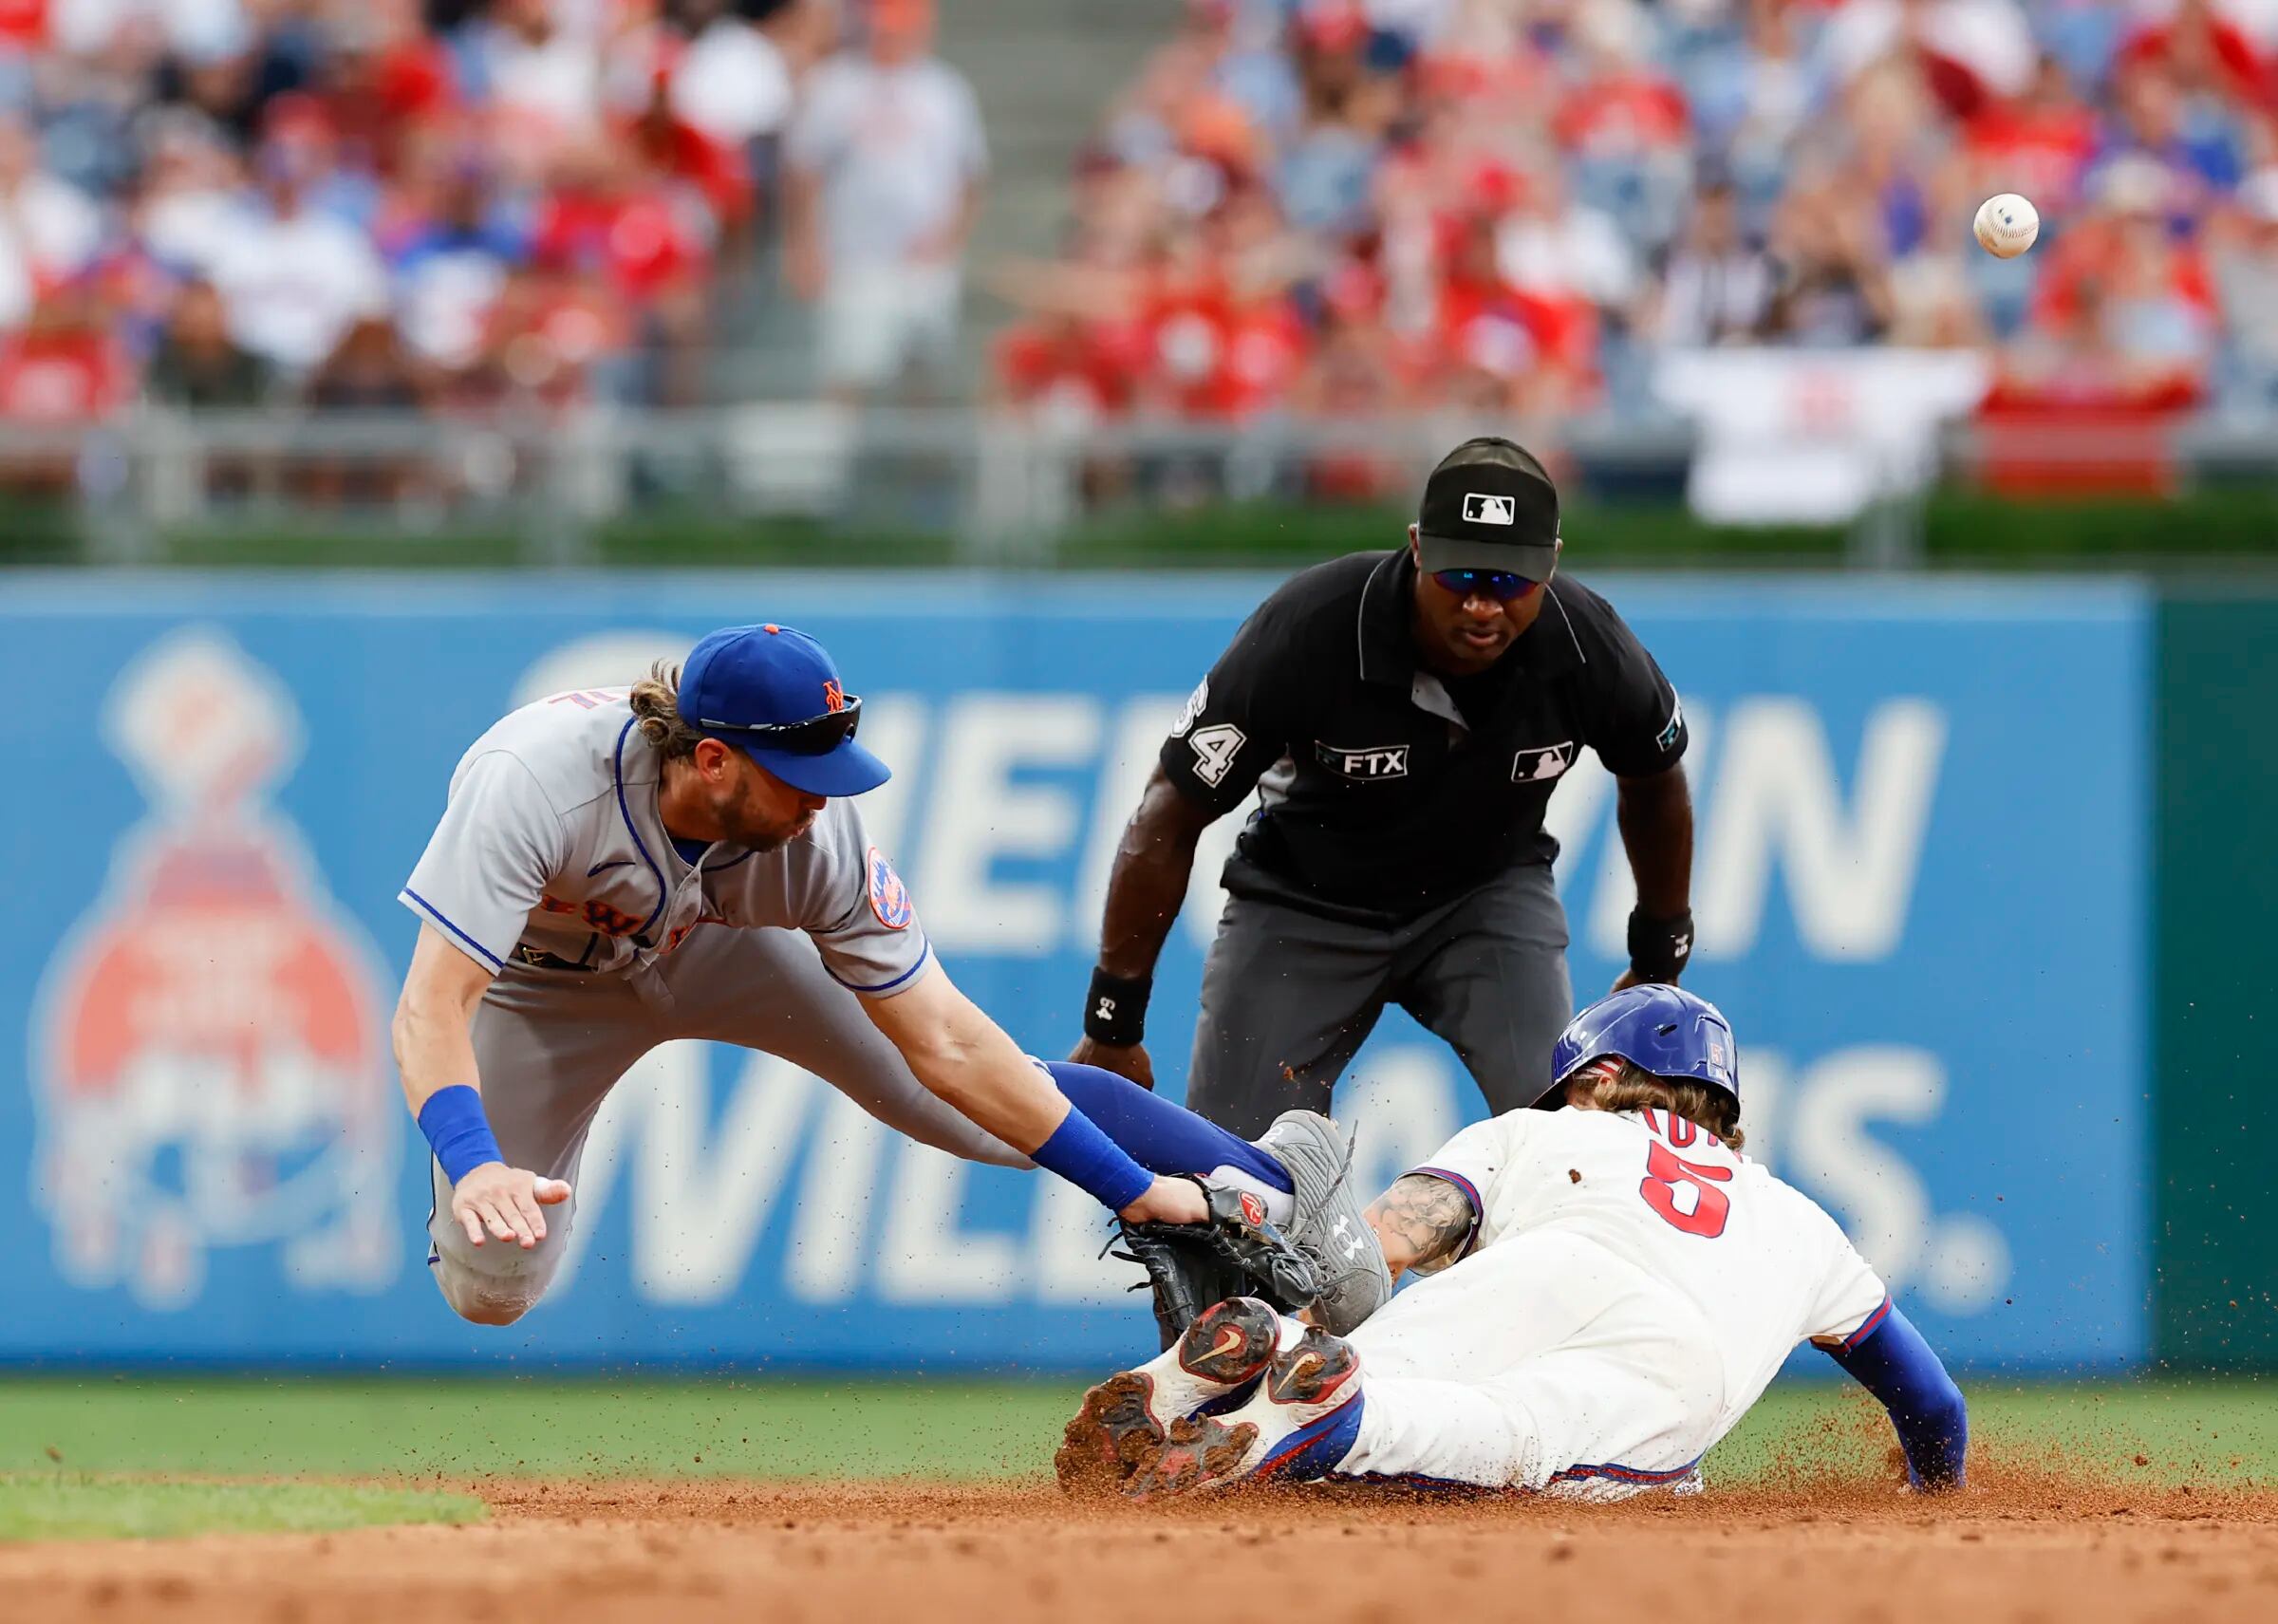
[1186,864,1574,1138]
[428,926,1021,1325]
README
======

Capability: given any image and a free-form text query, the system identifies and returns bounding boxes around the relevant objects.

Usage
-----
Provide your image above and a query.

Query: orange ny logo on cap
[823,681,846,713]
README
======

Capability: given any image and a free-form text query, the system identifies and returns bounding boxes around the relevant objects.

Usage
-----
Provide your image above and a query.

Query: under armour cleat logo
[1332,1216,1365,1260]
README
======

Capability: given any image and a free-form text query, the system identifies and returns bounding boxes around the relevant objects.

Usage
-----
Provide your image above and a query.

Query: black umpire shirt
[1160,549,1688,924]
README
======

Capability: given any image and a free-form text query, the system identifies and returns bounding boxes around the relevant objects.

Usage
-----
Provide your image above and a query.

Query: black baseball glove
[1112,1179,1322,1350]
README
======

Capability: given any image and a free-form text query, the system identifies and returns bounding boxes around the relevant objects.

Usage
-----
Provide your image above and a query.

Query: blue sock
[1259,1393,1367,1482]
[1044,1061,1293,1192]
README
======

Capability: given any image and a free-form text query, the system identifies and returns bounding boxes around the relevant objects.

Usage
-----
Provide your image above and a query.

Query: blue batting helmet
[1550,985,1739,1104]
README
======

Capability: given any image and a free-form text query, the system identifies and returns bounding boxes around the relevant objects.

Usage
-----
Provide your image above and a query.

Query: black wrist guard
[1083,966,1152,1045]
[1626,908,1696,982]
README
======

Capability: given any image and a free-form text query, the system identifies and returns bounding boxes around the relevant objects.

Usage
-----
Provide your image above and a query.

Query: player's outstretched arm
[1070,766,1216,1091]
[1821,1299,1969,1492]
[861,964,1208,1224]
[391,925,570,1251]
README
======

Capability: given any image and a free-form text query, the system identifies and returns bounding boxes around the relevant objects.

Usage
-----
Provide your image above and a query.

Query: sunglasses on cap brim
[700,695,862,755]
[1430,569,1542,603]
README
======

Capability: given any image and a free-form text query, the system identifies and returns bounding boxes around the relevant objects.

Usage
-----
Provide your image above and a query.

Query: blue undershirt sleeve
[1043,1061,1293,1192]
[1822,1299,1969,1491]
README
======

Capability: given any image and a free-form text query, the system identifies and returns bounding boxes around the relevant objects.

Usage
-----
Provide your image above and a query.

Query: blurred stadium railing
[14,402,2278,569]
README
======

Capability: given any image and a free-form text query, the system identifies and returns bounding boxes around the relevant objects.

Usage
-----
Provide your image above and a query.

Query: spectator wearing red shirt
[0,283,125,497]
[994,308,1135,424]
[1135,202,1308,421]
[0,284,124,420]
[2029,155,2219,368]
[1965,54,2101,217]
[320,0,460,175]
[531,136,710,401]
[1424,206,1580,416]
[2115,0,2272,109]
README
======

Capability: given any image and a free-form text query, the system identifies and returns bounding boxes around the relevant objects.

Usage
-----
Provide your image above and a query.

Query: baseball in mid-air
[1973,193,2040,258]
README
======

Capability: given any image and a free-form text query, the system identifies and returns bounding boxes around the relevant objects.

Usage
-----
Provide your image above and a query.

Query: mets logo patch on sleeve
[866,848,914,930]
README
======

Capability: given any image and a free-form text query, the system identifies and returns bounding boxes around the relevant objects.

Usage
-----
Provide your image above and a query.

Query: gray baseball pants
[427,925,1020,1325]
[1184,863,1575,1138]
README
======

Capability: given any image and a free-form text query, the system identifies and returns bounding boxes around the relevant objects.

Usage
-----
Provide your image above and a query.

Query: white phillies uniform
[399,687,1020,1322]
[1334,1105,1890,1497]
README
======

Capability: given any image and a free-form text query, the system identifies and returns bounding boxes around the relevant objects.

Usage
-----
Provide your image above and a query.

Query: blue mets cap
[678,623,891,798]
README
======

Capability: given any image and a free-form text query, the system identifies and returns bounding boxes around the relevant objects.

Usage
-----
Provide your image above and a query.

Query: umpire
[1069,437,1695,1136]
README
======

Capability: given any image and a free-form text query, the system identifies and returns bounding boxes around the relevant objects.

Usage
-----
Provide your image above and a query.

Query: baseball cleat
[1057,1297,1284,1496]
[1055,1372,1168,1497]
[1120,1327,1366,1500]
[1263,1324,1361,1412]
[1122,1413,1261,1502]
[1256,1111,1394,1335]
[1176,1296,1280,1387]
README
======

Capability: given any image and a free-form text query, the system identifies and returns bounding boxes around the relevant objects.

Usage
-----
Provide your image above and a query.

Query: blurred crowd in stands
[4,0,2277,478]
[990,0,2278,441]
[0,0,985,427]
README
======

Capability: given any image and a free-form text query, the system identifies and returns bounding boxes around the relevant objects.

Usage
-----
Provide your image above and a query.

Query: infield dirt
[0,1465,2271,1624]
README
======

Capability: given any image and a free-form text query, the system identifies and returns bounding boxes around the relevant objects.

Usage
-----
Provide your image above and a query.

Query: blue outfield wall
[0,571,2147,1372]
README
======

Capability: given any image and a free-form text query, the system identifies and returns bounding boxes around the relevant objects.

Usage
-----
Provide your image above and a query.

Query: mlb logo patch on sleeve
[866,847,913,929]
[1513,741,1578,782]
[1463,493,1516,525]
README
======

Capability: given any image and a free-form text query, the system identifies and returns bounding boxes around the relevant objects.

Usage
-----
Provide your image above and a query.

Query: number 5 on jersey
[1640,1142,1733,1239]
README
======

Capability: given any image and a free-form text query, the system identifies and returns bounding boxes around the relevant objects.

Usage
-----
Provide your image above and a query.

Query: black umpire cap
[1415,437,1560,581]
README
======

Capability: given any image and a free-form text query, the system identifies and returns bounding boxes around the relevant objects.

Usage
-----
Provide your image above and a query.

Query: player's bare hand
[1118,1176,1208,1226]
[1069,1036,1155,1092]
[452,1164,571,1250]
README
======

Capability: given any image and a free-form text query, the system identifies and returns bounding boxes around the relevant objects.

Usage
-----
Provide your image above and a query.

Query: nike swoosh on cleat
[1207,1326,1245,1360]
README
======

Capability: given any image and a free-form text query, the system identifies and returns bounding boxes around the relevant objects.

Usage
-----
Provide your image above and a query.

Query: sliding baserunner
[1060,986,1967,1501]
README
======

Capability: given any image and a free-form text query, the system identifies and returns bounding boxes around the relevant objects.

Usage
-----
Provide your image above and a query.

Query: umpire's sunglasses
[1431,569,1541,603]
[699,696,862,755]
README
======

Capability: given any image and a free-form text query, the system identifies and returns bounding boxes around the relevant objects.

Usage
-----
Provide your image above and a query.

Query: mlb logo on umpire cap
[1416,438,1559,581]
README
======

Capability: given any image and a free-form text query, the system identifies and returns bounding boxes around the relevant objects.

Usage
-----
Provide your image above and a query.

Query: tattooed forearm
[1363,1174,1476,1280]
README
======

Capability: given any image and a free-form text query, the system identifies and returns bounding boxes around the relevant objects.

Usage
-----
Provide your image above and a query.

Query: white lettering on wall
[1694,699,1946,960]
[876,1143,1020,1304]
[916,695,1101,951]
[1784,1045,1944,1283]
[560,1042,812,1306]
[785,1089,890,1302]
[848,695,928,866]
[1032,1174,1143,1305]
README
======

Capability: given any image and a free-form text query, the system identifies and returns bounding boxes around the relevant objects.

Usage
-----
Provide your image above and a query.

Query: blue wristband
[418,1085,505,1185]
[1031,1106,1155,1213]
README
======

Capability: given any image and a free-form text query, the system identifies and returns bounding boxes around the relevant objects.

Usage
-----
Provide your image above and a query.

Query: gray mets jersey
[401,684,928,992]
[398,686,1016,1326]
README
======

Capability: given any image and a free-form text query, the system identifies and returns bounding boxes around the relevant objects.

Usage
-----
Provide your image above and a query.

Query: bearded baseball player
[394,622,1392,1330]
[1057,985,1969,1501]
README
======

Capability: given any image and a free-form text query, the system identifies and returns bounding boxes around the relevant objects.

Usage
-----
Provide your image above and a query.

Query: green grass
[0,1475,484,1542]
[0,1374,2270,1493]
